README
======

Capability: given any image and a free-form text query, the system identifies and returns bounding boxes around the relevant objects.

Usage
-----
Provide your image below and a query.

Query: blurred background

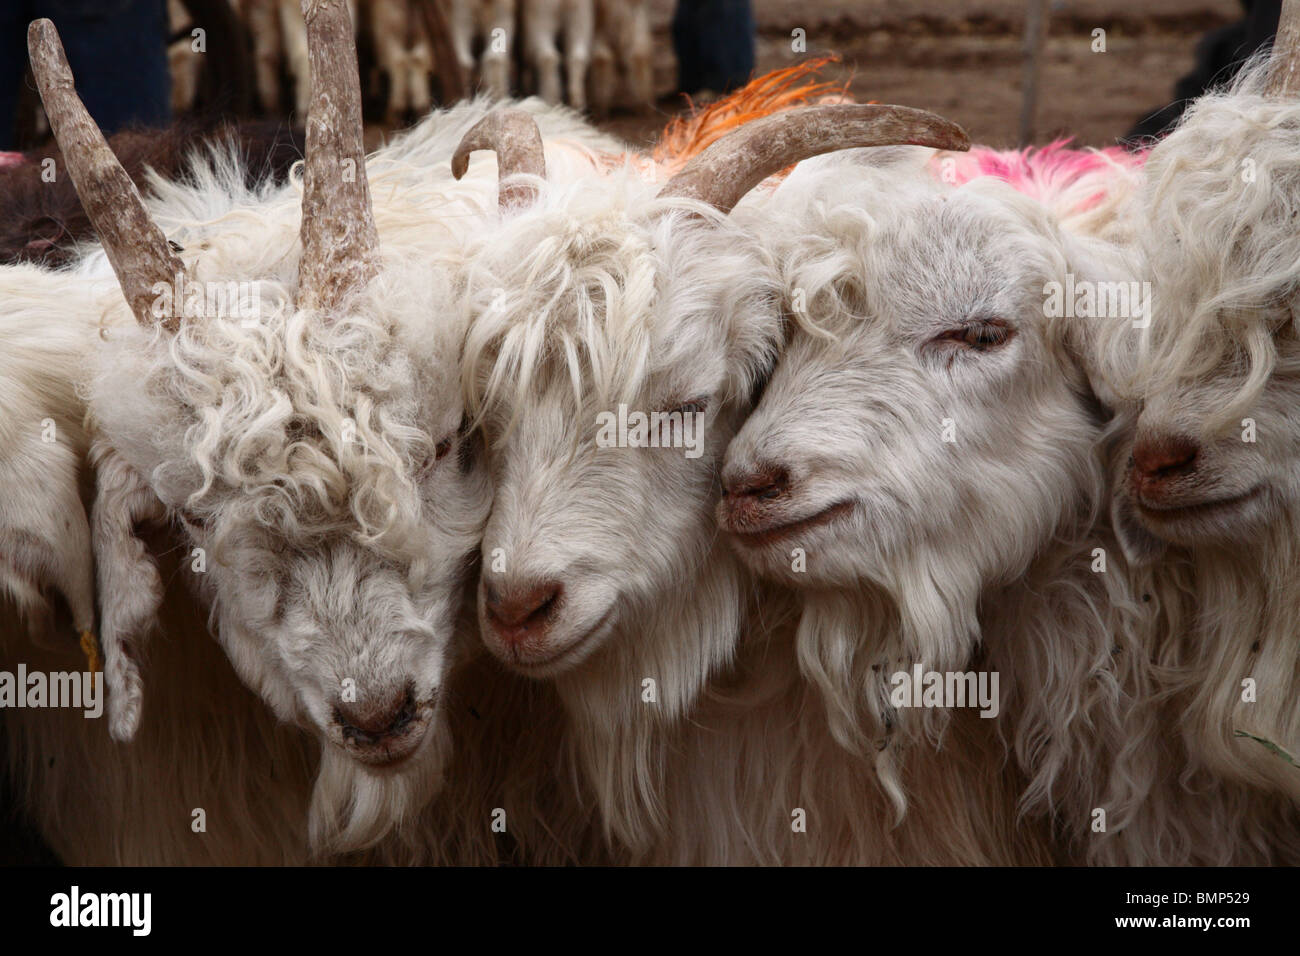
[0,0,1280,155]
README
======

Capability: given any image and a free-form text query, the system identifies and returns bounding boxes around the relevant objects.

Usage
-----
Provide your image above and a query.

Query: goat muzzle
[332,684,434,768]
[1129,433,1200,501]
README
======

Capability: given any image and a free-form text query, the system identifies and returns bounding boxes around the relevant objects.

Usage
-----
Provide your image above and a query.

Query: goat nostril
[334,685,417,744]
[1132,434,1200,480]
[485,581,563,636]
[726,464,790,500]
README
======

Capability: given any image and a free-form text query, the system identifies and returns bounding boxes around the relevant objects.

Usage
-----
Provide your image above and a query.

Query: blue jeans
[1,0,170,148]
[672,0,756,95]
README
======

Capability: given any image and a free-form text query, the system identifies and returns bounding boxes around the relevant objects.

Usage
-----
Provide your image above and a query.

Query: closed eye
[419,434,454,478]
[670,397,709,416]
[932,318,1015,352]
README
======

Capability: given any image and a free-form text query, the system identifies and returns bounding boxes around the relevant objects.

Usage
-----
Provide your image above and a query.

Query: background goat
[521,0,593,111]
[590,0,653,117]
[450,0,516,100]
[0,121,305,269]
[367,0,436,125]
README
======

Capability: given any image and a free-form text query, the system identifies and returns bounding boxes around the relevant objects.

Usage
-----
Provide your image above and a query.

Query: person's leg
[672,1,703,94]
[673,0,754,95]
[1125,0,1282,144]
[714,0,755,92]
[35,0,170,135]
[1246,1,1284,52]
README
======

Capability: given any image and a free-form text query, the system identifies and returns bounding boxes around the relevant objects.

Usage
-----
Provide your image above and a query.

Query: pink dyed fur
[930,140,1146,238]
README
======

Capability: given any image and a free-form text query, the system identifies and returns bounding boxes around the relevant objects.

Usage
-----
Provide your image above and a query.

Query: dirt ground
[596,0,1244,149]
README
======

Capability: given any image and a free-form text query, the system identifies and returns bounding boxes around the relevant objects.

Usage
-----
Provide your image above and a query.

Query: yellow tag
[79,630,102,674]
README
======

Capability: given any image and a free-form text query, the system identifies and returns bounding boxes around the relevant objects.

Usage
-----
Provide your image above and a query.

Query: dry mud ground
[596,0,1243,149]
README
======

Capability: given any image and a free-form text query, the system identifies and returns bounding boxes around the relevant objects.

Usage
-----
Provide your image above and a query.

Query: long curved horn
[27,19,186,331]
[1266,0,1300,97]
[451,109,547,210]
[298,0,380,313]
[658,104,971,214]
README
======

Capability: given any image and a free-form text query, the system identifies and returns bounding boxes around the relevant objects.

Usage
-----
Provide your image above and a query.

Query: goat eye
[418,436,454,477]
[671,397,709,416]
[935,319,1014,352]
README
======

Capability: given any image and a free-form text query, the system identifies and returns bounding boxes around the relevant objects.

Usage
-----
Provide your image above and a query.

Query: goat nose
[1132,434,1200,481]
[333,685,418,745]
[724,464,790,500]
[484,580,562,643]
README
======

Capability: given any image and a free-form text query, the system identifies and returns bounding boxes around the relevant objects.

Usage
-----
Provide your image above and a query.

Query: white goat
[590,0,653,116]
[521,0,594,110]
[441,105,974,859]
[711,118,1298,863]
[619,141,1136,863]
[0,263,323,864]
[3,85,634,862]
[0,267,99,657]
[11,5,491,858]
[168,0,203,114]
[233,0,285,113]
[1099,23,1300,861]
[367,0,435,124]
[450,0,516,100]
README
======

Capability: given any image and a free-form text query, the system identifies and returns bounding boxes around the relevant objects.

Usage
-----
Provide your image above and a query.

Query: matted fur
[0,266,100,639]
[1095,54,1300,861]
[0,267,317,864]
[69,256,487,853]
[651,599,1058,865]
[2,141,489,860]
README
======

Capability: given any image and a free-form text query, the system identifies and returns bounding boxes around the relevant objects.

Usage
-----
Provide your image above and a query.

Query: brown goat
[0,120,304,268]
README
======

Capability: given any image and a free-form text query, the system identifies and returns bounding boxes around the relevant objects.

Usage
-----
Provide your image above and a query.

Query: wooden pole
[1019,0,1050,146]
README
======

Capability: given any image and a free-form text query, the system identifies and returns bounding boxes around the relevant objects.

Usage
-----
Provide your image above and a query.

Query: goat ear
[0,422,95,644]
[89,441,168,741]
[1110,488,1167,568]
